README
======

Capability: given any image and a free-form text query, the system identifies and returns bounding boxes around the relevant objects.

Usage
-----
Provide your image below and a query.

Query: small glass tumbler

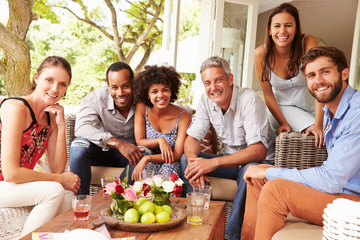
[193,185,212,210]
[186,192,206,225]
[72,195,92,221]
[140,169,156,181]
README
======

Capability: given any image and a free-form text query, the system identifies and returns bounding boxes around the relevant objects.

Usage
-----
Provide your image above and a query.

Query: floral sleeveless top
[0,98,52,181]
[145,106,185,154]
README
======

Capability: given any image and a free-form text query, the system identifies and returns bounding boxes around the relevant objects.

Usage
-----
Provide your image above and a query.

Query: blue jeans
[180,152,260,240]
[69,137,134,195]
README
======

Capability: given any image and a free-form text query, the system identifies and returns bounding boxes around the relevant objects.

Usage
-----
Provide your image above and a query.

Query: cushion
[201,130,213,153]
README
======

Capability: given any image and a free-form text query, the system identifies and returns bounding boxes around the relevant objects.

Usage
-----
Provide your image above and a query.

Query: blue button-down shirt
[267,85,360,195]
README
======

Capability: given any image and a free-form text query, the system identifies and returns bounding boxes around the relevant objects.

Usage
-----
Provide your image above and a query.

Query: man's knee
[70,138,92,162]
[70,138,91,149]
[259,179,290,205]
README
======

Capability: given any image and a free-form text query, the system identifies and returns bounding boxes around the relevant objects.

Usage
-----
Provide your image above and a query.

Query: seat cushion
[208,176,237,201]
[90,166,125,185]
[272,214,323,240]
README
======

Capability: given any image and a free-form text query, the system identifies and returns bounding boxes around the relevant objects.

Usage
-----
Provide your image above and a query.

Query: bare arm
[304,35,318,53]
[254,46,290,135]
[172,111,192,161]
[184,135,202,160]
[304,100,325,146]
[182,135,207,187]
[303,35,324,147]
[185,142,267,184]
[135,110,191,164]
[46,104,67,174]
[106,137,143,167]
[134,102,166,149]
[1,101,80,193]
[134,102,173,163]
[132,109,191,181]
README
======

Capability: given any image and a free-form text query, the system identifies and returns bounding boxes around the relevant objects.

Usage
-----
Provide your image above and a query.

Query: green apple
[154,205,164,215]
[140,212,156,223]
[124,208,140,223]
[136,197,148,208]
[162,205,172,216]
[155,211,170,223]
[138,201,155,215]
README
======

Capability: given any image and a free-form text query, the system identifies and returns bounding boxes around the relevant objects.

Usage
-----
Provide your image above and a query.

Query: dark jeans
[180,152,261,240]
[69,137,134,195]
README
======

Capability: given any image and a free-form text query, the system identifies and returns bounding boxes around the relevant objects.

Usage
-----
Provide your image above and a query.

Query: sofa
[0,113,327,240]
[69,113,327,239]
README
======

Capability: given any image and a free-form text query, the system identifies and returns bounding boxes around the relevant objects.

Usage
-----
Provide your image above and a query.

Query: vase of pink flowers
[104,171,183,219]
[104,171,151,219]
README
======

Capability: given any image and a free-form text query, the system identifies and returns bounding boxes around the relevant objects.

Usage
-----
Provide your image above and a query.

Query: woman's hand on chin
[44,103,65,127]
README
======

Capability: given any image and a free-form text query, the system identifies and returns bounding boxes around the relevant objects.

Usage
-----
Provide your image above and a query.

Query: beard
[309,75,343,104]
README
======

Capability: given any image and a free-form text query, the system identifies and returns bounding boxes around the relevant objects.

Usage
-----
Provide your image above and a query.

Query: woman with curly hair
[132,65,191,181]
[255,3,324,147]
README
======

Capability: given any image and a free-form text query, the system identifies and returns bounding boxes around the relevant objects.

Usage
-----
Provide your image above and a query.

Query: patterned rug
[225,201,233,225]
[90,184,233,224]
[90,184,102,195]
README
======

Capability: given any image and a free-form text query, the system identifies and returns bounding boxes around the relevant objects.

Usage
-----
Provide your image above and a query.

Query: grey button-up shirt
[74,86,135,150]
[187,85,275,162]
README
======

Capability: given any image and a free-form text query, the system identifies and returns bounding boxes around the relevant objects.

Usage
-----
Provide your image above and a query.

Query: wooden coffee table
[20,191,226,240]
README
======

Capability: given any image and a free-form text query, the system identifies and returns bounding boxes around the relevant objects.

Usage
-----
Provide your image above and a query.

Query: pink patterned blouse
[0,98,52,181]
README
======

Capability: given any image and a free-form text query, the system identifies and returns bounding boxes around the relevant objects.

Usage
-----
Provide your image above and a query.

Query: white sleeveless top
[268,35,315,115]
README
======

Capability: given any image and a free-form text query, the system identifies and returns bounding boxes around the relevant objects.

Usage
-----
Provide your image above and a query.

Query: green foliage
[0,0,199,105]
[122,0,164,49]
[177,73,195,106]
[178,1,200,41]
[0,76,6,96]
[33,0,61,24]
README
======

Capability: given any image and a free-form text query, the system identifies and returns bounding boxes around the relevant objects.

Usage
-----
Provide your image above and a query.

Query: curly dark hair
[134,65,181,107]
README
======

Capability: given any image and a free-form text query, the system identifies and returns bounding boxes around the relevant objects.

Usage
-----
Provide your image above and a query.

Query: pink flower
[105,182,116,194]
[124,188,138,202]
[115,185,124,195]
[169,174,178,182]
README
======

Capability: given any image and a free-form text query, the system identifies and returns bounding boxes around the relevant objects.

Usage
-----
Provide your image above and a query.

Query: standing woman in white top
[254,3,324,147]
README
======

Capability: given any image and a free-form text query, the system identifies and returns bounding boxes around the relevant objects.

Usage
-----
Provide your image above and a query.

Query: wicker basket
[275,131,328,169]
[0,206,33,240]
[65,113,77,170]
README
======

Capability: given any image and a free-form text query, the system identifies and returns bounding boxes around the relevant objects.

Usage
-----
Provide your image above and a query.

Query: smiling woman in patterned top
[132,65,191,181]
[0,56,80,237]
